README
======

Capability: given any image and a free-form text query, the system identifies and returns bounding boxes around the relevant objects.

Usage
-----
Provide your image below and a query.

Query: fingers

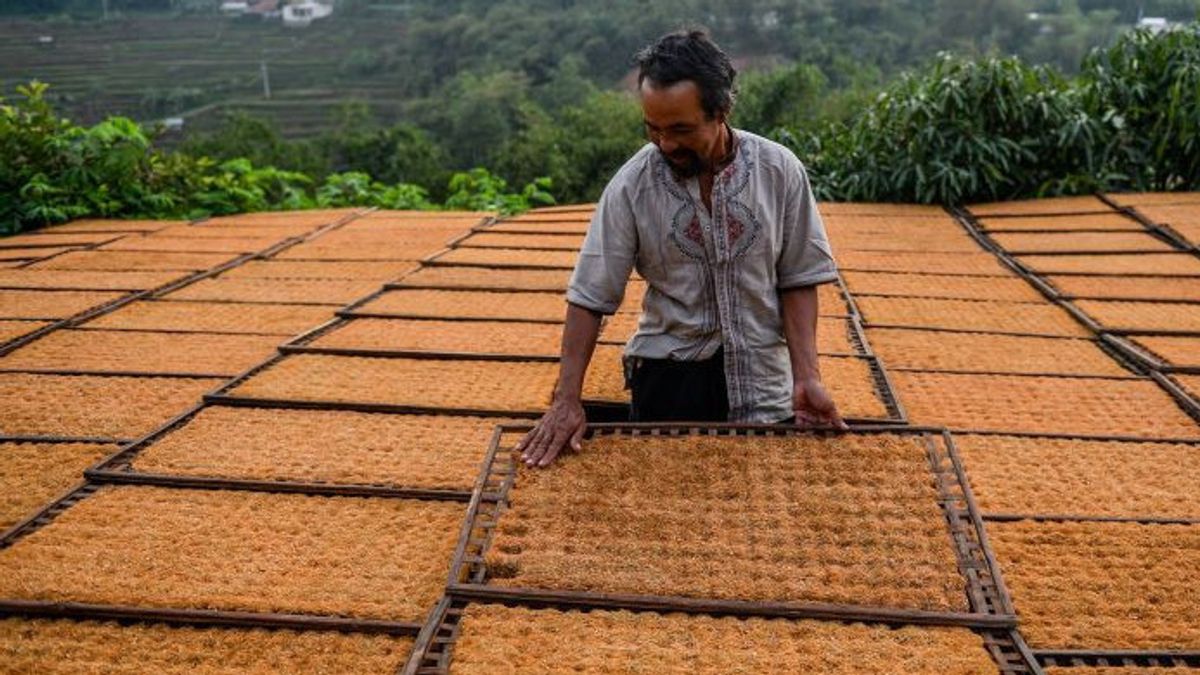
[568,422,586,453]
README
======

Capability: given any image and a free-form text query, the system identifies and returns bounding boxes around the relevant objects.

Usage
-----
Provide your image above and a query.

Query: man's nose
[658,138,678,154]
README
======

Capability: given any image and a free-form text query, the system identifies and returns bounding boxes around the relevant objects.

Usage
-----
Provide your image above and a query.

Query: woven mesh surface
[449,605,997,674]
[0,289,126,319]
[1105,191,1200,207]
[866,328,1129,376]
[988,520,1200,649]
[355,289,566,322]
[30,250,237,272]
[968,195,1109,215]
[0,618,411,675]
[312,318,563,357]
[990,231,1176,253]
[274,244,425,262]
[0,269,184,290]
[396,266,571,291]
[1138,204,1200,229]
[132,407,499,491]
[0,485,461,621]
[0,329,281,375]
[89,300,332,335]
[1,442,112,531]
[1049,275,1200,301]
[1129,335,1200,367]
[822,214,965,234]
[164,277,379,305]
[48,219,177,233]
[230,354,557,412]
[0,246,75,261]
[220,260,415,281]
[956,434,1200,519]
[303,225,467,246]
[1166,221,1200,245]
[836,250,1012,275]
[1,232,125,247]
[1172,374,1200,401]
[204,209,355,226]
[842,271,1041,302]
[437,247,578,268]
[1075,299,1200,333]
[890,371,1200,437]
[828,231,981,253]
[0,320,52,343]
[459,232,585,250]
[486,433,967,611]
[504,212,592,223]
[856,296,1091,337]
[154,224,316,238]
[99,236,282,254]
[0,373,222,438]
[1018,253,1200,276]
[977,213,1142,231]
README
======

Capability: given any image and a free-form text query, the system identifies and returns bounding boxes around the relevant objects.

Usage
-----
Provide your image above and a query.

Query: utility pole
[260,60,271,99]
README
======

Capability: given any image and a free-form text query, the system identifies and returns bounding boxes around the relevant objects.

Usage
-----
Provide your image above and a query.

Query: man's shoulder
[734,128,805,173]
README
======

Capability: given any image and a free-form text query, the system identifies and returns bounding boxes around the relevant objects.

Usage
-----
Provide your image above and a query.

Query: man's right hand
[516,396,587,468]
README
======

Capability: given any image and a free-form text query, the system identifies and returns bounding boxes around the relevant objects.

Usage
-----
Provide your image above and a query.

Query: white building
[282,1,333,28]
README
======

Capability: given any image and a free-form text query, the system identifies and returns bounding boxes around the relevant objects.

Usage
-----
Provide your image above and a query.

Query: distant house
[1138,17,1172,34]
[247,0,280,16]
[282,1,333,28]
[219,1,249,15]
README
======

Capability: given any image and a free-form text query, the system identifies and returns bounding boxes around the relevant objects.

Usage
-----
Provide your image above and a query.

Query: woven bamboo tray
[483,221,591,235]
[30,250,238,272]
[889,371,1200,438]
[434,248,578,269]
[163,277,379,305]
[0,231,126,247]
[1171,373,1200,401]
[865,328,1129,376]
[836,251,1012,276]
[0,320,52,344]
[437,604,999,674]
[1017,253,1200,276]
[1128,336,1200,368]
[99,236,282,254]
[856,296,1090,337]
[457,232,585,250]
[828,231,982,253]
[1048,275,1200,302]
[204,209,355,227]
[47,219,177,233]
[0,373,222,438]
[121,407,500,493]
[88,300,333,335]
[0,289,127,320]
[0,617,412,674]
[599,314,861,355]
[0,269,185,291]
[220,260,416,281]
[822,214,965,234]
[1138,204,1200,228]
[968,196,1109,215]
[955,434,1200,520]
[503,212,592,223]
[1169,221,1200,246]
[842,271,1041,302]
[1,441,112,531]
[227,355,557,414]
[0,485,463,622]
[311,318,564,358]
[154,224,317,239]
[976,213,1143,232]
[0,246,75,261]
[352,210,488,224]
[0,329,281,376]
[352,289,566,322]
[990,231,1176,254]
[1074,300,1200,334]
[394,266,572,292]
[468,430,970,613]
[275,244,426,262]
[988,520,1200,649]
[1105,191,1200,207]
[818,203,947,217]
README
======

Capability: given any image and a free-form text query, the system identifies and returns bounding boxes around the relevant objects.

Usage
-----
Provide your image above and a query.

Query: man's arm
[516,302,604,467]
[780,285,847,429]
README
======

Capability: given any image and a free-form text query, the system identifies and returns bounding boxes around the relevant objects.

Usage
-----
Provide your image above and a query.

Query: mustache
[661,147,704,178]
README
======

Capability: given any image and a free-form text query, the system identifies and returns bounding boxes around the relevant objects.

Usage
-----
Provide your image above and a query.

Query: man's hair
[635,30,737,120]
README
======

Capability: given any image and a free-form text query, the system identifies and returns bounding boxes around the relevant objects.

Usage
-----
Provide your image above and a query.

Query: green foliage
[444,168,555,215]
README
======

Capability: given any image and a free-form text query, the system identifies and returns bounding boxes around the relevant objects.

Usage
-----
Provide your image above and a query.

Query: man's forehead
[639,78,706,124]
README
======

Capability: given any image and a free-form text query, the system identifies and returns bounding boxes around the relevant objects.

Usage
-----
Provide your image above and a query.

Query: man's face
[639,78,725,178]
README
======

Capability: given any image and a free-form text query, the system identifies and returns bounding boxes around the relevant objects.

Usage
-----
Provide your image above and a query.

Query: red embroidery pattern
[685,216,704,246]
[727,217,745,245]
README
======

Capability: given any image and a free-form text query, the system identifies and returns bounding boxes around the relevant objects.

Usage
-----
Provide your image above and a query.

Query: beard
[661,147,706,179]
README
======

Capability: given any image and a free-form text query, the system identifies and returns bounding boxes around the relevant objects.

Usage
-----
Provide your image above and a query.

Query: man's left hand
[793,376,848,430]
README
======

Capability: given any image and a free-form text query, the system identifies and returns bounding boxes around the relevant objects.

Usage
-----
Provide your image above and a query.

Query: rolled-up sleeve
[776,159,838,289]
[566,178,638,314]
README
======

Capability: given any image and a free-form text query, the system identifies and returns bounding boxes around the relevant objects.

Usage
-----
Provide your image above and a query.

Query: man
[518,30,846,468]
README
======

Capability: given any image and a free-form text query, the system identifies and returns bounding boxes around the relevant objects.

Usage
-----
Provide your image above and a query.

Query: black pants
[629,348,729,422]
